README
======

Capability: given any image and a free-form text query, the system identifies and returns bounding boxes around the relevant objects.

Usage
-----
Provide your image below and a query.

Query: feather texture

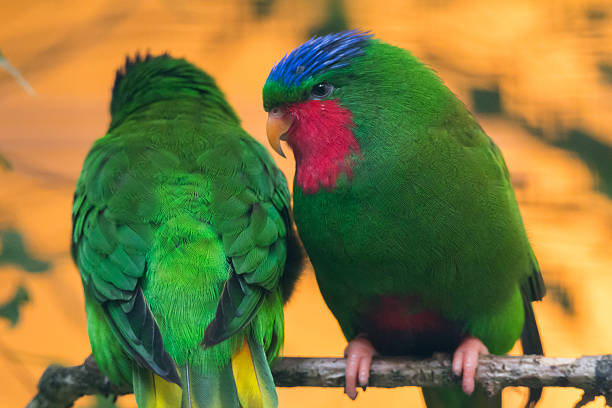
[76,54,302,406]
[267,30,372,87]
[263,32,545,408]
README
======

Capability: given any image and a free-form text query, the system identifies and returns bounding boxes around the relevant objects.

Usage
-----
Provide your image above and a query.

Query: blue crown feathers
[267,30,373,87]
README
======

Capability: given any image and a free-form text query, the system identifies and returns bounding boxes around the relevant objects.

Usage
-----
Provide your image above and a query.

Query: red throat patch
[286,99,361,194]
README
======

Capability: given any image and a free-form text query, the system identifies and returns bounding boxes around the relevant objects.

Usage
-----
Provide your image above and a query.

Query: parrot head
[110,53,239,131]
[263,30,456,195]
[263,30,373,195]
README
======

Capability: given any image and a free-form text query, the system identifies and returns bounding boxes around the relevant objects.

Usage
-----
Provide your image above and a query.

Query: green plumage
[74,54,302,407]
[264,35,544,407]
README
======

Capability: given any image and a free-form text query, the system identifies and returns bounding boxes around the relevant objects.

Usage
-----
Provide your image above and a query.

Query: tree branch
[27,354,612,408]
[27,356,130,408]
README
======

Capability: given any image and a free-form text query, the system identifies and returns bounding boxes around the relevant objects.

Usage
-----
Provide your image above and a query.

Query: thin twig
[0,54,36,95]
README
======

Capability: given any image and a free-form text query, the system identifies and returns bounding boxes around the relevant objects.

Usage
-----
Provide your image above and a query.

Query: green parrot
[263,31,545,407]
[73,53,302,407]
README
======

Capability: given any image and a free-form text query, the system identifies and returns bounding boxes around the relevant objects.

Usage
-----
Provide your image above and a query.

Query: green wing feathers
[74,54,301,407]
[486,131,546,408]
[488,136,546,303]
[201,140,294,351]
[73,143,180,385]
[84,295,132,385]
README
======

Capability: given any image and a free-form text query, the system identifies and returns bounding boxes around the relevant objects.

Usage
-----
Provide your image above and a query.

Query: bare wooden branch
[27,354,612,408]
[27,356,130,408]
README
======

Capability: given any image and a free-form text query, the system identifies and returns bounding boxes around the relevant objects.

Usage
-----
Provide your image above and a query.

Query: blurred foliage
[0,228,51,273]
[585,5,609,21]
[524,123,612,200]
[0,285,30,327]
[599,62,612,84]
[308,0,349,38]
[546,282,575,315]
[471,86,503,114]
[0,153,11,171]
[250,0,276,18]
[556,129,612,199]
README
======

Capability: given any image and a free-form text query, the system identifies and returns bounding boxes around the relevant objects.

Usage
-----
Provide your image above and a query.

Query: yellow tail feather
[133,364,182,408]
[232,339,275,408]
[232,340,263,408]
[150,375,182,407]
[134,339,276,408]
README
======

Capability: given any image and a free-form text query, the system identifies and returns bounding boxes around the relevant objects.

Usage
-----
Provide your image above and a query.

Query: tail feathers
[521,295,544,408]
[133,363,182,408]
[132,335,277,408]
[231,336,278,408]
[178,336,277,408]
[180,361,240,408]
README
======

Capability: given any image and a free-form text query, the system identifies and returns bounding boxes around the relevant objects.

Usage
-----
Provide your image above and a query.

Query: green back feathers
[339,41,465,140]
[110,53,239,130]
[76,53,301,408]
[264,32,543,408]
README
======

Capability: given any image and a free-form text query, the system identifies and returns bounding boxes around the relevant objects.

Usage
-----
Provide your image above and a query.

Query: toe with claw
[344,335,376,400]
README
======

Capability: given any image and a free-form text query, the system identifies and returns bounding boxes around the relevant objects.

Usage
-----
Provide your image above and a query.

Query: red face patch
[286,99,361,194]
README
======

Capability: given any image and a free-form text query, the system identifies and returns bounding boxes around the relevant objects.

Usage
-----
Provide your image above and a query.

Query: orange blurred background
[1,0,612,407]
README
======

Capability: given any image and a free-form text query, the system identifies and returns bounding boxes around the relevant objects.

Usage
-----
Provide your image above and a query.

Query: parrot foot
[343,335,376,400]
[452,335,489,395]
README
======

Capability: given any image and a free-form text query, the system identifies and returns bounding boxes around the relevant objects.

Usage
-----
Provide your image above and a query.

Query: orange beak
[266,108,293,158]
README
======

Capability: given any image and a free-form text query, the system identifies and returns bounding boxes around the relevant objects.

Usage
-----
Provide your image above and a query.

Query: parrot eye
[310,82,334,100]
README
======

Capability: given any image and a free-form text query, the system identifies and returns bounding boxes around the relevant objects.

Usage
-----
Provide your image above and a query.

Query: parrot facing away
[73,53,302,407]
[263,31,545,407]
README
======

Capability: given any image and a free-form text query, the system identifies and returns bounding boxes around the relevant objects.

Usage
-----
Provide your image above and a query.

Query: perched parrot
[73,53,302,407]
[263,31,545,407]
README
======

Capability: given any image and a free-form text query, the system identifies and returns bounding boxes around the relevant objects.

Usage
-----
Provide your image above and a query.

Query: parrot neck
[287,99,361,194]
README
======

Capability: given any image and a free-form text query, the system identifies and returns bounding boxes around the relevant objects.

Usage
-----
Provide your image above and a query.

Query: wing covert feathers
[106,289,180,385]
[201,272,264,348]
[203,141,294,349]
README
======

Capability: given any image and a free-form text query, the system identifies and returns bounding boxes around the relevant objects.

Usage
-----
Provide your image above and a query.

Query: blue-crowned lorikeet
[263,31,545,407]
[72,53,302,407]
